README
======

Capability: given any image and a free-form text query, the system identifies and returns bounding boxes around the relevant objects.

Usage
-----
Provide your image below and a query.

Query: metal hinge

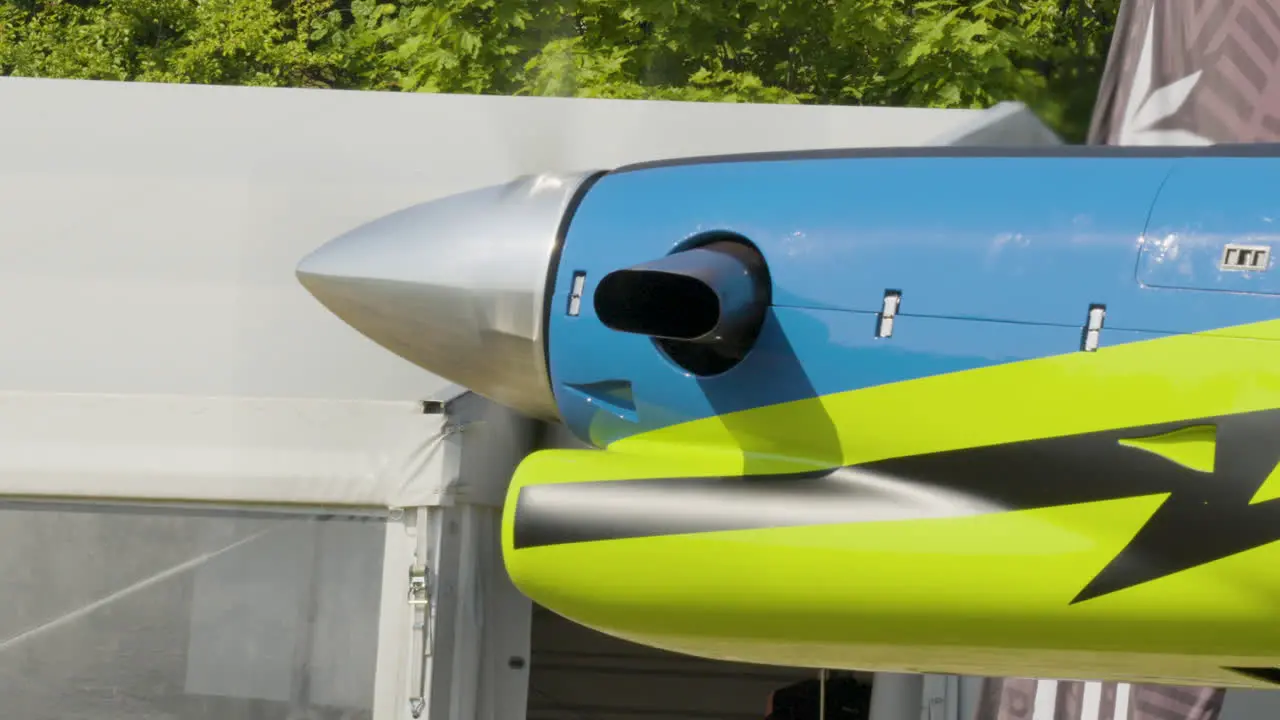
[567,271,587,316]
[408,565,431,606]
[876,290,902,339]
[408,563,432,718]
[1081,304,1106,352]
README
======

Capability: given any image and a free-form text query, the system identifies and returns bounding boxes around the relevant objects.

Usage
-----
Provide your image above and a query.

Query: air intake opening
[593,237,770,376]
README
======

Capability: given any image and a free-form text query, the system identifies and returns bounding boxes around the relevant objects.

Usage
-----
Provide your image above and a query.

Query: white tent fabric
[0,391,448,507]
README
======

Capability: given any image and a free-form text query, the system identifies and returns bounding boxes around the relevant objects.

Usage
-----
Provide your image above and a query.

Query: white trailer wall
[0,505,386,719]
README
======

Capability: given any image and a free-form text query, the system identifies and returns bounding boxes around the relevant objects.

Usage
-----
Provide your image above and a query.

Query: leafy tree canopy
[1,0,1120,141]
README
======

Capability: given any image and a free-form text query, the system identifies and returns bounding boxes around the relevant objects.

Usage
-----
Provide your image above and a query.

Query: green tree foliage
[0,0,1120,141]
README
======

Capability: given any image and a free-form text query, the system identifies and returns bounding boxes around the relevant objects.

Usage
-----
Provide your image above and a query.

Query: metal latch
[876,290,902,339]
[1081,304,1106,352]
[567,271,587,316]
[409,565,431,606]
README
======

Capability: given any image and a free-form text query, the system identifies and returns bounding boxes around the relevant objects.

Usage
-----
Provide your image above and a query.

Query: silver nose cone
[296,171,602,421]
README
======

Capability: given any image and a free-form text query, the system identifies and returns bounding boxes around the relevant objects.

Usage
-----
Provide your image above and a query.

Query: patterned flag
[974,678,1224,720]
[1088,0,1280,144]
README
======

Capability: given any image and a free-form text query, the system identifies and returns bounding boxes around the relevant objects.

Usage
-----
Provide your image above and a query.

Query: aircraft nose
[296,171,601,421]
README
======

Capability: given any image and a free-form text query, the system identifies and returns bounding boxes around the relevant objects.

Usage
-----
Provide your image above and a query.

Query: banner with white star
[1089,0,1280,144]
[975,678,1224,720]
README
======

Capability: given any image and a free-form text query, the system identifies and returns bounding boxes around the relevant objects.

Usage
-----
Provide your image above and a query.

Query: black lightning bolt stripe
[512,409,1280,602]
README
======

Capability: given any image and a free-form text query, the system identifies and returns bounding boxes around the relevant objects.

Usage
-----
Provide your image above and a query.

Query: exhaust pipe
[593,240,770,372]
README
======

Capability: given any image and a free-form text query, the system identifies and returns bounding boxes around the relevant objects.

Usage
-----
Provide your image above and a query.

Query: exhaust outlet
[594,239,769,374]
